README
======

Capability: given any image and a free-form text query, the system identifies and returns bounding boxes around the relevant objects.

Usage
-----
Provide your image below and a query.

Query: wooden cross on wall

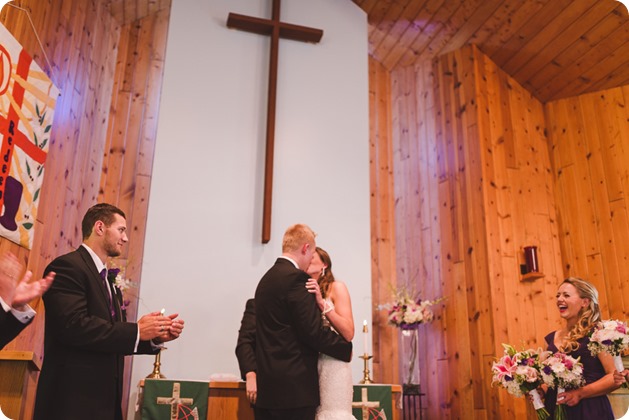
[227,0,323,243]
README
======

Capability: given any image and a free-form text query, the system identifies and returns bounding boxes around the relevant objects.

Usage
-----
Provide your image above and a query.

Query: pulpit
[208,381,254,420]
[0,350,41,420]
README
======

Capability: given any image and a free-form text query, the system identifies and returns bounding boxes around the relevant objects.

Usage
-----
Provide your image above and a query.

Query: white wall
[129,0,370,410]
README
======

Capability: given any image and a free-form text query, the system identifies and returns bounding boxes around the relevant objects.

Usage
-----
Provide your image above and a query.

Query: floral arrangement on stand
[588,319,629,387]
[540,352,584,420]
[382,284,442,328]
[491,344,552,420]
[378,284,443,386]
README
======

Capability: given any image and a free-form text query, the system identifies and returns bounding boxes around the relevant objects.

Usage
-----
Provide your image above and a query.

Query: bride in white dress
[306,247,357,420]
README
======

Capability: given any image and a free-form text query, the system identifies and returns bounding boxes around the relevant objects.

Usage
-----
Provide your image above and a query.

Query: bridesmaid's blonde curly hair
[559,277,601,353]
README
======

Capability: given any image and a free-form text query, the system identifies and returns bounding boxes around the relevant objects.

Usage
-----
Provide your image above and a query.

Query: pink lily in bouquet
[491,344,552,420]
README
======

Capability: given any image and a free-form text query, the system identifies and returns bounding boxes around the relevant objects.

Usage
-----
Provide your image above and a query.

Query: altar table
[138,380,402,420]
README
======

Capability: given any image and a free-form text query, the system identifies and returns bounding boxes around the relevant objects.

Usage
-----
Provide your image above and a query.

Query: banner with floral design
[0,23,59,248]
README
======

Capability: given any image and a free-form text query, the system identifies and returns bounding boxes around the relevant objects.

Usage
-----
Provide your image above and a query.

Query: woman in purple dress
[543,278,619,419]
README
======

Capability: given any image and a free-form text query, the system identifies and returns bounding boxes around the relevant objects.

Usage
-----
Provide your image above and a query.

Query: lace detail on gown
[316,299,357,420]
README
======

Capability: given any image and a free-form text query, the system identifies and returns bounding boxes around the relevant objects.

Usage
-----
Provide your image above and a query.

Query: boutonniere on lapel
[106,265,135,311]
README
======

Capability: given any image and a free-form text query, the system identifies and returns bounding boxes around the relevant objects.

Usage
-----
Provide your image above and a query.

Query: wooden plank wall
[545,87,629,320]
[473,45,565,419]
[372,44,566,419]
[99,4,172,411]
[368,56,400,385]
[0,0,170,417]
[388,57,450,417]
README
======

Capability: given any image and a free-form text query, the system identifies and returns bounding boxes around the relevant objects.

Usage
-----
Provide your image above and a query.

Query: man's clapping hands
[138,311,185,342]
[0,252,55,310]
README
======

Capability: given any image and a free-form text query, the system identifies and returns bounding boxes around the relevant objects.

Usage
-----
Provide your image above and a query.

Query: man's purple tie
[100,269,116,319]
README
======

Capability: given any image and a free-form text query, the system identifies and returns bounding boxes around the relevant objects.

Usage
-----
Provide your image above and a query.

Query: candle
[363,320,368,355]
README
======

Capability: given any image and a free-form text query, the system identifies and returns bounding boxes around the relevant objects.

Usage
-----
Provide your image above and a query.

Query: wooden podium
[0,351,41,419]
[208,381,254,420]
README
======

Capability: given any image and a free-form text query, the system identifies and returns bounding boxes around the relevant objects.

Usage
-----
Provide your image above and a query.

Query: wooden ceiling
[106,0,171,26]
[108,0,628,103]
[353,0,629,102]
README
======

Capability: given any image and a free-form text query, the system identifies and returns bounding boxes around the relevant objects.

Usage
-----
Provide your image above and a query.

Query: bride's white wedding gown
[316,299,357,420]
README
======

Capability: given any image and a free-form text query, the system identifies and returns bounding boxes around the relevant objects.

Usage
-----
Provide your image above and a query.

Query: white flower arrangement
[588,319,629,379]
[378,284,442,329]
[588,319,629,357]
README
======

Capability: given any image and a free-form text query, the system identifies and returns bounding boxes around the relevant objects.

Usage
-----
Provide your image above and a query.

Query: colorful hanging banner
[0,22,58,249]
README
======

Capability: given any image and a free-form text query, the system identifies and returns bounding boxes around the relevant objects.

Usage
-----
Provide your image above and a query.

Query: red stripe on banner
[0,49,33,208]
[14,127,47,164]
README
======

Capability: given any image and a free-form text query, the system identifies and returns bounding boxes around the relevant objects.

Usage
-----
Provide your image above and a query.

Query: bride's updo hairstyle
[560,277,602,353]
[315,247,336,299]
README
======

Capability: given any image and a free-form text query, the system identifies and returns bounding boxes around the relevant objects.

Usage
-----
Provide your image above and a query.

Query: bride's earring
[321,267,326,278]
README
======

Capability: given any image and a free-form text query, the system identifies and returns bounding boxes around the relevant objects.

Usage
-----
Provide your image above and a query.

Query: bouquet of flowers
[379,285,442,328]
[588,319,629,376]
[540,352,584,420]
[491,344,552,420]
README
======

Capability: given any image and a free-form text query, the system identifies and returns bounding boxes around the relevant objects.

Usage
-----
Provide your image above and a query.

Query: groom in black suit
[254,224,352,420]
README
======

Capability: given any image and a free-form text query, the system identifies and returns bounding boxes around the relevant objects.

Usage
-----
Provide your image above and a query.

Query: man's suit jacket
[235,298,256,380]
[33,246,156,420]
[0,307,30,349]
[254,258,352,410]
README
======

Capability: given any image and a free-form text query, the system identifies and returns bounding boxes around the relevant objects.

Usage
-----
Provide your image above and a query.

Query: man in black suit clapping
[34,203,185,420]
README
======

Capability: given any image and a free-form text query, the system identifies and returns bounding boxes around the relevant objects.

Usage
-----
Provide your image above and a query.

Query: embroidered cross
[156,382,194,420]
[351,387,382,420]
